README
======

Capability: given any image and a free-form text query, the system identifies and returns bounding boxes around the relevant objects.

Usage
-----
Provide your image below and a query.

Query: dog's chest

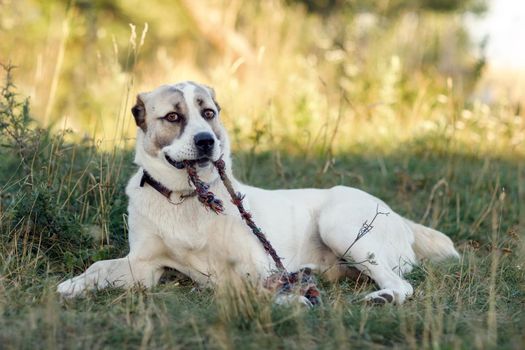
[126,172,280,278]
[129,180,248,250]
[145,194,217,249]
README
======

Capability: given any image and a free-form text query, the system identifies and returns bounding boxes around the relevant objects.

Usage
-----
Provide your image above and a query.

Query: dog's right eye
[163,112,182,123]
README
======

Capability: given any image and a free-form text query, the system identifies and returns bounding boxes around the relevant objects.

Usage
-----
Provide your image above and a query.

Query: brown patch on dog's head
[189,83,224,143]
[188,82,221,113]
[131,94,147,131]
[204,85,221,113]
[140,87,190,156]
[151,95,188,150]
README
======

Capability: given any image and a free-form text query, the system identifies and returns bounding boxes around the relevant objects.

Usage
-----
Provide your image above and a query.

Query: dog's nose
[194,132,215,155]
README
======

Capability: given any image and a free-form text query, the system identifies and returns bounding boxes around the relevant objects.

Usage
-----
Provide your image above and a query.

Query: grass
[0,1,524,348]
[0,71,523,347]
[0,151,523,349]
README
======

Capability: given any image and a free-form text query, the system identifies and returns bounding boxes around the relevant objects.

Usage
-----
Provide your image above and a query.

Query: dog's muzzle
[164,132,216,169]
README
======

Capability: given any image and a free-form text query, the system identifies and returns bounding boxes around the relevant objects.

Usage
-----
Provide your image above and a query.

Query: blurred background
[0,0,523,156]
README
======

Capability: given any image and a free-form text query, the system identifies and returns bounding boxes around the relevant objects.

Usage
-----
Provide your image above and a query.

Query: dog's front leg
[57,256,163,298]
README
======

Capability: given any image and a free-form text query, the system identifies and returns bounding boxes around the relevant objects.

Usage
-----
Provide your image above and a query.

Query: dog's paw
[57,278,85,299]
[363,289,395,305]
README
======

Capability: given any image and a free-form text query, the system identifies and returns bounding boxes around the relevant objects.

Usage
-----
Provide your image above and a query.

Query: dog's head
[131,82,230,190]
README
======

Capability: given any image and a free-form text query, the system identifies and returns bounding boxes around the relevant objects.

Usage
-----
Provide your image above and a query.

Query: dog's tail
[405,219,460,262]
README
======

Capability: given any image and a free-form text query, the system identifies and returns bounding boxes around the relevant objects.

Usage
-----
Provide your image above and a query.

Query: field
[0,1,524,349]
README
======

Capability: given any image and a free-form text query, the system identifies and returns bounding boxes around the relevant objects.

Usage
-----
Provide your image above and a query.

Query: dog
[57,81,460,304]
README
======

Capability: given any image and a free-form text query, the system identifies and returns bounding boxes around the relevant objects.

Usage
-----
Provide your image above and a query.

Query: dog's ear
[131,94,147,131]
[203,85,221,112]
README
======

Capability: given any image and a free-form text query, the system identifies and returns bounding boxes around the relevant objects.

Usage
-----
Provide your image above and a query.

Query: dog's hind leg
[57,256,163,298]
[324,251,414,304]
[318,200,416,304]
[322,239,414,304]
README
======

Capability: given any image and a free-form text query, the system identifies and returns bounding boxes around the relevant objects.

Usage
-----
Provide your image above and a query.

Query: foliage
[0,63,34,164]
[0,65,131,275]
[289,0,487,15]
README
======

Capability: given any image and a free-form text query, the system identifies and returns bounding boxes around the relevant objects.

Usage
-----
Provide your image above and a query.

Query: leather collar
[140,170,197,203]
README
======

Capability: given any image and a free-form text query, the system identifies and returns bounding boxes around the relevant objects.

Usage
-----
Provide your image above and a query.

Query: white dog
[57,82,459,304]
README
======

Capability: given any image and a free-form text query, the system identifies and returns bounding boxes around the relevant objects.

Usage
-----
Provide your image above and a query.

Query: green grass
[1,134,523,348]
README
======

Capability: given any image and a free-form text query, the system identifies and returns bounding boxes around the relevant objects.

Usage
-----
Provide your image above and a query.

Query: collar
[140,170,197,203]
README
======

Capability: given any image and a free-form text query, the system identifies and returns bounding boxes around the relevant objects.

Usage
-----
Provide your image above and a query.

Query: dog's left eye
[202,109,215,120]
[163,112,182,123]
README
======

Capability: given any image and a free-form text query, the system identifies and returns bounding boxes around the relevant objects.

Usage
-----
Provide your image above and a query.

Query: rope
[184,160,224,214]
[183,157,320,305]
[214,158,286,271]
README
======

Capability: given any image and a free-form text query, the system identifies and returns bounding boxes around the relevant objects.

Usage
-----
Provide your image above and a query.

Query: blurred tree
[287,0,487,15]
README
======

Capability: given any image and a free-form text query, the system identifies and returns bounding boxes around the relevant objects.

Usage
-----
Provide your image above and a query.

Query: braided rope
[182,157,320,305]
[184,160,224,214]
[213,158,286,271]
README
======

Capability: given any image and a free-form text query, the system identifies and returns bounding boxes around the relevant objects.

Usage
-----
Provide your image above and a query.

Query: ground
[0,144,523,349]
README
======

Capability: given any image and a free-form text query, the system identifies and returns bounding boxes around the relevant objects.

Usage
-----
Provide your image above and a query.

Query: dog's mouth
[165,154,211,169]
[195,158,211,168]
